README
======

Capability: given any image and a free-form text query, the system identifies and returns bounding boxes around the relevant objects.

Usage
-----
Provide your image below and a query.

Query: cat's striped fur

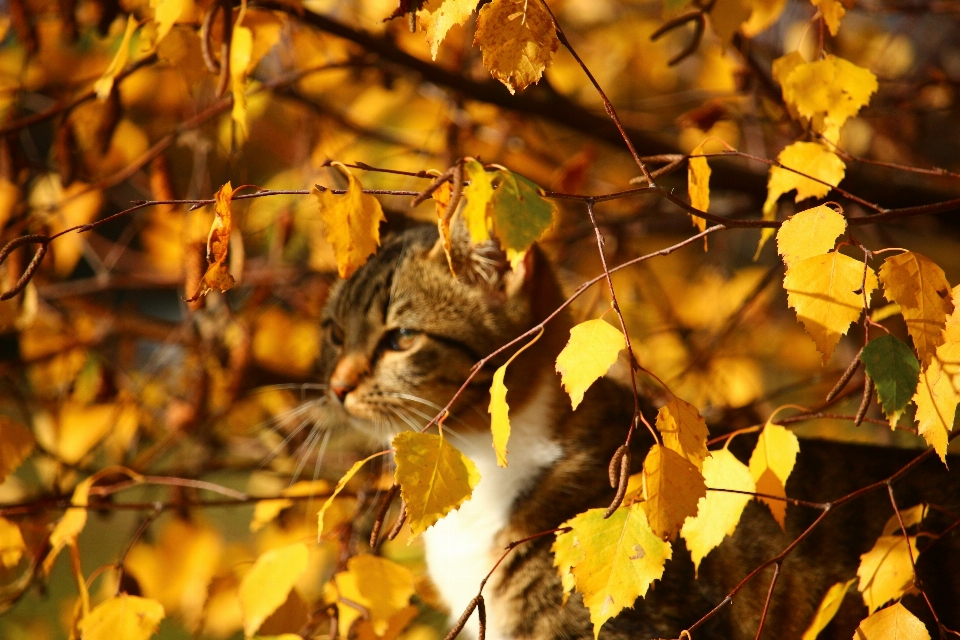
[317,225,960,639]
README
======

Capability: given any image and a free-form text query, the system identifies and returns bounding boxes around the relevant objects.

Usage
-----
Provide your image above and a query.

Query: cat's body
[317,225,960,640]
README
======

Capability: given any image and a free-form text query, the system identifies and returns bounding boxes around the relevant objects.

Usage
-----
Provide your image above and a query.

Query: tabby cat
[316,224,960,640]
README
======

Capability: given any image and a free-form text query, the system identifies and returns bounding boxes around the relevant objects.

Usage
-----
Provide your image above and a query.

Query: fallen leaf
[314,163,387,279]
[641,444,707,540]
[679,448,754,573]
[393,432,480,538]
[239,542,309,637]
[554,504,672,639]
[783,251,877,363]
[474,0,560,94]
[555,318,625,411]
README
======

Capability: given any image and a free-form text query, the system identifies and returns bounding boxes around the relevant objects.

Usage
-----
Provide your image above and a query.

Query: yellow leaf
[418,0,476,59]
[766,141,847,204]
[687,142,711,235]
[150,0,185,46]
[0,177,20,231]
[94,16,137,100]
[333,555,415,637]
[776,204,847,269]
[489,363,511,468]
[252,308,321,377]
[748,420,800,528]
[230,26,253,139]
[54,402,139,465]
[783,251,877,363]
[239,542,309,637]
[655,396,709,470]
[857,534,919,613]
[679,449,754,573]
[554,504,672,639]
[742,0,787,37]
[912,359,957,464]
[314,163,386,279]
[555,319,625,411]
[78,594,165,640]
[800,579,856,640]
[811,0,845,36]
[355,605,418,640]
[251,480,331,532]
[44,475,95,574]
[462,159,493,244]
[854,603,931,640]
[474,0,560,94]
[872,303,902,323]
[641,444,707,540]
[708,0,753,45]
[0,517,26,568]
[433,181,455,273]
[393,431,480,538]
[879,251,953,367]
[318,452,384,536]
[124,518,223,630]
[551,518,584,605]
[781,56,877,143]
[881,504,928,537]
[41,181,105,276]
[0,416,35,482]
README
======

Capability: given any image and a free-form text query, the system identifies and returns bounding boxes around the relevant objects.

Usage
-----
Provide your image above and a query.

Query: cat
[316,223,960,640]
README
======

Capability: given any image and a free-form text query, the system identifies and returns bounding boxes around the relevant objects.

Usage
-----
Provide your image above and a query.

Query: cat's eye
[384,328,420,352]
[326,323,344,347]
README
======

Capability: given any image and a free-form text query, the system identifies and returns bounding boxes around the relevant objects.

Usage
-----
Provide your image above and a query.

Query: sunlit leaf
[748,420,800,529]
[230,26,253,139]
[641,444,706,540]
[418,0,476,59]
[78,594,165,640]
[393,432,480,538]
[679,448,754,573]
[781,55,877,142]
[252,480,331,532]
[861,335,920,427]
[94,16,137,100]
[655,395,710,470]
[489,170,555,266]
[314,163,386,279]
[318,452,383,536]
[783,251,876,363]
[687,141,711,234]
[857,534,919,613]
[239,542,309,637]
[776,204,847,269]
[854,603,931,640]
[150,0,186,46]
[912,359,957,463]
[0,517,26,568]
[474,0,560,94]
[800,579,856,640]
[555,318,625,411]
[333,555,415,637]
[810,0,846,36]
[554,504,672,639]
[489,362,511,467]
[879,251,953,368]
[462,159,494,244]
[881,504,928,537]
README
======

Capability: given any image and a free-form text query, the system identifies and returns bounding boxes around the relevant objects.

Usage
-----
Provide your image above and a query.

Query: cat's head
[317,224,546,443]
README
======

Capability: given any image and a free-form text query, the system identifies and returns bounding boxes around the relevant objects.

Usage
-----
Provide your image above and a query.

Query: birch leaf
[554,504,672,639]
[854,603,930,640]
[679,449,754,573]
[44,475,95,573]
[94,16,137,100]
[78,594,165,640]
[474,0,560,94]
[393,432,480,538]
[655,395,709,470]
[912,359,957,464]
[641,444,707,540]
[687,142,710,234]
[314,163,387,279]
[151,0,185,46]
[766,141,846,205]
[334,555,415,637]
[0,517,25,568]
[783,252,877,363]
[318,452,382,535]
[810,0,846,36]
[781,56,877,141]
[555,319,625,411]
[861,335,920,426]
[748,420,800,529]
[800,579,856,640]
[881,504,928,537]
[879,251,953,367]
[239,543,309,637]
[857,535,919,613]
[489,362,511,467]
[776,204,847,269]
[489,170,555,266]
[462,159,494,244]
[418,0,476,59]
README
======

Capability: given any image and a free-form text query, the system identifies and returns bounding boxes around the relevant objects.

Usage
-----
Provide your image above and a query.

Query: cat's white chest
[422,383,561,640]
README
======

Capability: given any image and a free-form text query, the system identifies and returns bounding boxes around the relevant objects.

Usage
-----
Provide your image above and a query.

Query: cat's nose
[331,382,355,402]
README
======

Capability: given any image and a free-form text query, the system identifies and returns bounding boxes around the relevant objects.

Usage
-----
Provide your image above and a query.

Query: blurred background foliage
[0,0,959,637]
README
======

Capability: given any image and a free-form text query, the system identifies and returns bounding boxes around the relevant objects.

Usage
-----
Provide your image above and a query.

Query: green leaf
[490,171,555,264]
[861,334,920,423]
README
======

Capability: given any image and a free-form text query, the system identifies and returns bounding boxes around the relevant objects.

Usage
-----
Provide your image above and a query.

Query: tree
[0,0,959,638]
